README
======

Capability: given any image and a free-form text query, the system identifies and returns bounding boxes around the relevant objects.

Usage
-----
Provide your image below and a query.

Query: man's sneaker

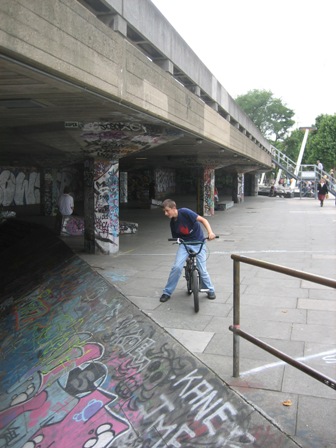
[160,294,170,302]
[207,291,216,300]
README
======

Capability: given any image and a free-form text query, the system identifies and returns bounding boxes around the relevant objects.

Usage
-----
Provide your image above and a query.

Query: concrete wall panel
[0,0,271,165]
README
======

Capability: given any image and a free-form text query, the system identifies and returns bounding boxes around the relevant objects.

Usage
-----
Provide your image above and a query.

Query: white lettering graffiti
[0,169,40,206]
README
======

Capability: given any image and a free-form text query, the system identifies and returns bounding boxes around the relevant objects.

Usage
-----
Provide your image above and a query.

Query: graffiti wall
[0,166,83,215]
[79,122,183,160]
[202,168,215,216]
[232,173,245,204]
[0,237,289,448]
[0,167,40,206]
[93,160,119,254]
[154,168,175,198]
[44,166,84,216]
[120,172,128,203]
[61,216,85,236]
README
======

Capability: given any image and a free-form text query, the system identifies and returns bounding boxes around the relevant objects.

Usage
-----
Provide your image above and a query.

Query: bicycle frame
[168,238,207,312]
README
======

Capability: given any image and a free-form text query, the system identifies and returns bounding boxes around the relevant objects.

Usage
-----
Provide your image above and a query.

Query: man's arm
[196,216,216,240]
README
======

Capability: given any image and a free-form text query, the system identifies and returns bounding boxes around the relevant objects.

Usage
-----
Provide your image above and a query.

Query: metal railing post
[232,259,240,377]
[230,254,336,389]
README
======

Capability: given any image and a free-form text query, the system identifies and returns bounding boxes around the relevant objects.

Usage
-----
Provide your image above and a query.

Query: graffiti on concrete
[0,166,83,215]
[60,217,138,236]
[155,169,175,195]
[80,122,183,159]
[61,216,85,236]
[0,168,40,206]
[203,168,215,216]
[0,248,289,447]
[94,160,119,254]
[120,171,128,203]
[120,221,138,234]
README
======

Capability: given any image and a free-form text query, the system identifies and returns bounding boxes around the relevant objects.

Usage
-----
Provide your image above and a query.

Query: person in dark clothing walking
[317,178,328,207]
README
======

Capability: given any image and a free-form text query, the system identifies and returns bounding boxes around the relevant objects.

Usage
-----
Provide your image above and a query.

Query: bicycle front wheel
[191,269,199,313]
[185,266,192,295]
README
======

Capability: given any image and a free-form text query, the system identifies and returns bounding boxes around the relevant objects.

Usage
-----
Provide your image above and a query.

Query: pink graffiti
[24,389,129,448]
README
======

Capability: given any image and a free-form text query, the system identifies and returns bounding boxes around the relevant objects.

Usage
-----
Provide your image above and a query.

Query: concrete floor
[72,194,336,448]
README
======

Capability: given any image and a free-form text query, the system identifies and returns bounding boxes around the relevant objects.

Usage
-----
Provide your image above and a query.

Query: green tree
[235,89,295,143]
[304,114,336,170]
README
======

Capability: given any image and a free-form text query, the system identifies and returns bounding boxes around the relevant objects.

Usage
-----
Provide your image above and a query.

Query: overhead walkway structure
[0,0,274,255]
[270,146,336,198]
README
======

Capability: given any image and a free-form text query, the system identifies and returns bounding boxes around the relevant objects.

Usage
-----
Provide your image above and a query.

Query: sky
[151,0,335,129]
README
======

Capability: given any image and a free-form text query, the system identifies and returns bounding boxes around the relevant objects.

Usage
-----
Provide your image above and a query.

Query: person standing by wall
[56,186,74,234]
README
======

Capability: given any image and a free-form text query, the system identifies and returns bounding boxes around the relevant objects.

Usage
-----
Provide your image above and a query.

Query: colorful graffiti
[203,168,215,216]
[80,122,183,160]
[0,231,293,447]
[61,216,85,236]
[94,160,119,254]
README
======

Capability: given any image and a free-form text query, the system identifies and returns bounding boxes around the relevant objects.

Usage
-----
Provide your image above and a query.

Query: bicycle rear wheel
[191,269,199,313]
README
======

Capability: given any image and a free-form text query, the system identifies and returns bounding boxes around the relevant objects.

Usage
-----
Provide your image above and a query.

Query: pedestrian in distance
[56,186,74,234]
[317,178,328,207]
[214,186,219,203]
[317,160,323,173]
[160,199,216,302]
[58,186,74,216]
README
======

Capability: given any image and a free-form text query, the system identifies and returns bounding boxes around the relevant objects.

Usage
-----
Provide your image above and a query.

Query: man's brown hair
[162,199,176,209]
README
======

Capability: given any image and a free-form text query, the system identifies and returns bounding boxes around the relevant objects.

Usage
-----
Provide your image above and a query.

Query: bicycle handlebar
[168,236,219,242]
[168,236,219,256]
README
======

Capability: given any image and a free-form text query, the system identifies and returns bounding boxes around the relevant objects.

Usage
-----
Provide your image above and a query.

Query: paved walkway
[77,195,336,448]
[1,195,335,447]
[0,205,302,448]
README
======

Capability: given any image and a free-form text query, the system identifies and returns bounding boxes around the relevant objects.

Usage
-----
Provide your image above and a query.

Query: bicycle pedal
[199,288,209,293]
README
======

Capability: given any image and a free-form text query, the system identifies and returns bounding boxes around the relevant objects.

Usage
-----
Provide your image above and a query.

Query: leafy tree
[304,114,336,170]
[235,89,295,143]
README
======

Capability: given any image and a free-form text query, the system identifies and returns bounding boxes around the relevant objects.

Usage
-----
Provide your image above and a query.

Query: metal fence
[229,254,336,390]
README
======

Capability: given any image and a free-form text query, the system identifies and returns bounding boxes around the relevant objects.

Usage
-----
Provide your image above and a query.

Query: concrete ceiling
[0,55,262,173]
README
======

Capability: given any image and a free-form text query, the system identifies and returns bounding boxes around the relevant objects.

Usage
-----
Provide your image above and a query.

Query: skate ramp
[0,220,299,447]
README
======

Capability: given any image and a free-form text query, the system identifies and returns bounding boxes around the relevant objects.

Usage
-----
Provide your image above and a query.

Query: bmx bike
[168,237,217,313]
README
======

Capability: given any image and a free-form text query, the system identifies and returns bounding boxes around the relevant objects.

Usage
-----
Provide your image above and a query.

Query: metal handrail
[229,254,336,390]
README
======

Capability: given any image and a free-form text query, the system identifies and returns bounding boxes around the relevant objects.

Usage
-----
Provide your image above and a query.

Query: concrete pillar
[112,14,127,36]
[239,173,245,202]
[84,158,119,255]
[42,168,59,216]
[41,169,53,216]
[232,173,244,203]
[198,167,215,216]
[156,59,174,74]
[120,172,128,203]
[251,174,258,196]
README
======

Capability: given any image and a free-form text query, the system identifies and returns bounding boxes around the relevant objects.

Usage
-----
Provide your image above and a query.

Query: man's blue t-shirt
[170,208,204,242]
